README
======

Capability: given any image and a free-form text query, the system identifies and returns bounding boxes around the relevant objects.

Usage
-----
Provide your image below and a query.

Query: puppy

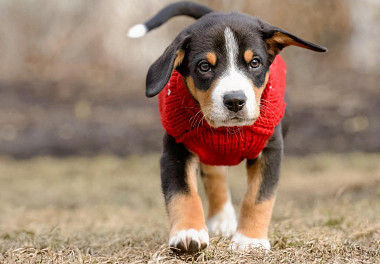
[128,1,327,253]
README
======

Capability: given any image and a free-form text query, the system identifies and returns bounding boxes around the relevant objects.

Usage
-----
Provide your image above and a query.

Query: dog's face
[182,22,270,128]
[146,12,326,128]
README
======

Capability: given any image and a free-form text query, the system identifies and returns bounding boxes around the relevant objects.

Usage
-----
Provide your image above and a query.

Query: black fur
[245,106,290,203]
[145,11,327,98]
[246,121,284,203]
[160,133,193,205]
[258,122,284,202]
[144,1,213,32]
[146,32,191,97]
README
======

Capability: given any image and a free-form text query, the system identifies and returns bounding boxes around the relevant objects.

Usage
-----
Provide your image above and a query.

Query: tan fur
[238,197,276,238]
[168,157,206,236]
[186,156,199,193]
[267,49,276,56]
[200,163,229,218]
[168,194,207,236]
[251,72,270,119]
[255,71,270,101]
[265,32,311,55]
[244,50,254,64]
[265,32,288,54]
[237,157,276,238]
[186,76,218,127]
[174,49,185,69]
[206,52,217,66]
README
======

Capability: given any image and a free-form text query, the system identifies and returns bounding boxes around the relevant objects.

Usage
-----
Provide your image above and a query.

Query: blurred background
[0,0,379,158]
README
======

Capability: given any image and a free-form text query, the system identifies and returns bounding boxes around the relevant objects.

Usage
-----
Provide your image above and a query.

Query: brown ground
[0,153,379,263]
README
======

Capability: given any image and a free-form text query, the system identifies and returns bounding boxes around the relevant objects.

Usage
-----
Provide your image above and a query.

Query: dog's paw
[207,201,237,237]
[230,232,270,251]
[169,229,209,253]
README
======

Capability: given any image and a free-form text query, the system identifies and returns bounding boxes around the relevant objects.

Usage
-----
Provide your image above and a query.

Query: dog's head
[146,12,326,128]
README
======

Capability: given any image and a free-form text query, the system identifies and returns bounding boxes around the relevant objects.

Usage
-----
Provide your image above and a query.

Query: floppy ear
[261,22,327,61]
[146,33,191,97]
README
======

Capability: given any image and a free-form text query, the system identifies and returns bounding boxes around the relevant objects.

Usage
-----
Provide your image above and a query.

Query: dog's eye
[199,62,211,72]
[249,58,261,69]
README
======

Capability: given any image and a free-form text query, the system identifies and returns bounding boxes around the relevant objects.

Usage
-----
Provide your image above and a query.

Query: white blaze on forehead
[209,27,256,127]
[224,27,239,67]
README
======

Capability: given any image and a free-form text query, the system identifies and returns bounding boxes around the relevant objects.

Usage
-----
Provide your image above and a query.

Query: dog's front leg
[161,133,208,253]
[231,126,283,251]
[200,163,237,237]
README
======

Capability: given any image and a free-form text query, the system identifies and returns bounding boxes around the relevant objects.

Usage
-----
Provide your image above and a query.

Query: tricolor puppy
[128,1,327,253]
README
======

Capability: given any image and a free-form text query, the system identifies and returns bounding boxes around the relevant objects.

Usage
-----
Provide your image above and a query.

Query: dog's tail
[127,1,213,38]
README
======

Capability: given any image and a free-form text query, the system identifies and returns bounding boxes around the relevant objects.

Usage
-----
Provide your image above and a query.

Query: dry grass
[0,153,379,263]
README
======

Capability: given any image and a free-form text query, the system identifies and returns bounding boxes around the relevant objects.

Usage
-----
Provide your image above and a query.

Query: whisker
[261,99,281,111]
[259,105,278,127]
[189,109,204,128]
[260,104,280,120]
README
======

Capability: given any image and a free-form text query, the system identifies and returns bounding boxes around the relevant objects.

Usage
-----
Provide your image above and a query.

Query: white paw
[169,229,209,253]
[207,201,237,237]
[230,232,270,251]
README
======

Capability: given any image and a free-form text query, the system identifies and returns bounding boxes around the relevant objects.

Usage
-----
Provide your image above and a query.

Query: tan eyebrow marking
[244,50,254,64]
[206,52,217,66]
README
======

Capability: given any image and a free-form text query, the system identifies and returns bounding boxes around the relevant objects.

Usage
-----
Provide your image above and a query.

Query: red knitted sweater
[158,55,287,166]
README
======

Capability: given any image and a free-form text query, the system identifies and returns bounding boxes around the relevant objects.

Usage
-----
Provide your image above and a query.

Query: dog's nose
[223,91,247,112]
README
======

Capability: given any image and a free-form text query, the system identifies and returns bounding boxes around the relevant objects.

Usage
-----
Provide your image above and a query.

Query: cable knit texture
[158,55,287,166]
